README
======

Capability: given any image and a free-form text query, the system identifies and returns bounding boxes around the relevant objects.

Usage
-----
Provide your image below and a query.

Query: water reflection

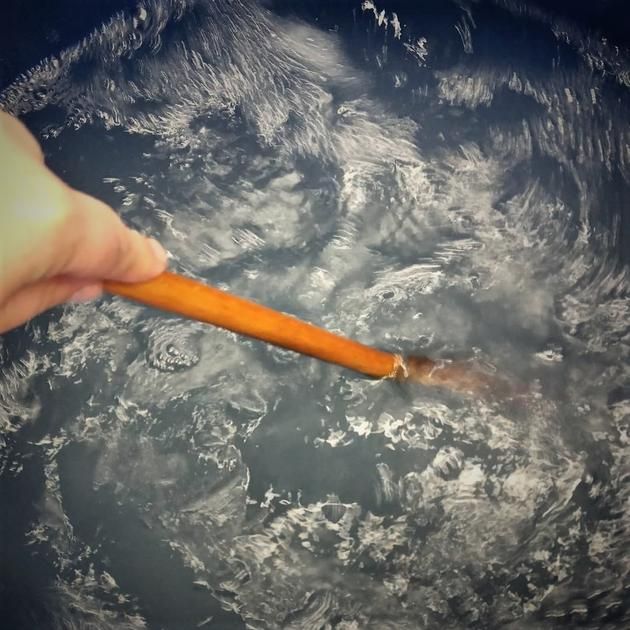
[1,0,629,627]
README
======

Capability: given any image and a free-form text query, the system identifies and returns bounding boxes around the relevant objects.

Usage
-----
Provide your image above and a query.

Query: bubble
[145,321,201,372]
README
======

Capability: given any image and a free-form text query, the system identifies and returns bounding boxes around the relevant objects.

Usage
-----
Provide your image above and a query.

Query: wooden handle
[104,271,401,379]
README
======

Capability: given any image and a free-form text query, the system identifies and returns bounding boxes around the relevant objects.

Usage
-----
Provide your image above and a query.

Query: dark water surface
[1,1,630,628]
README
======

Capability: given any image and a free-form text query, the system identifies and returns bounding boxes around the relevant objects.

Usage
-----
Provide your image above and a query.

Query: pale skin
[0,112,167,334]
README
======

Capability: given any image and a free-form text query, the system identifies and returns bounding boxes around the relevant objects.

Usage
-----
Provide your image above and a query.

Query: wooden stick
[104,272,519,398]
[104,271,405,379]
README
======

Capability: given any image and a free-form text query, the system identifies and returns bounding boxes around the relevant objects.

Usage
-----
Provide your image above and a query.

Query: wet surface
[1,1,630,627]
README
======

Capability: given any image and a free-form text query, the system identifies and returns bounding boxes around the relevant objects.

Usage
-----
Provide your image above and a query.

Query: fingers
[0,113,167,288]
[0,112,169,333]
[0,177,167,302]
[0,276,101,334]
[59,189,168,283]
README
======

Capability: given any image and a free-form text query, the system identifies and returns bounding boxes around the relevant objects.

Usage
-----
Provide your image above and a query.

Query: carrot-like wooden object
[105,271,400,378]
[104,271,512,396]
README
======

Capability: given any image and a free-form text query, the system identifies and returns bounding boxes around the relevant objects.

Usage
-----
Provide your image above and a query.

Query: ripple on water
[2,0,630,627]
[145,320,202,373]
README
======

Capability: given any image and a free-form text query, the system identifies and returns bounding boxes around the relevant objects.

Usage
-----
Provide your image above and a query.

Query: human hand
[0,112,167,333]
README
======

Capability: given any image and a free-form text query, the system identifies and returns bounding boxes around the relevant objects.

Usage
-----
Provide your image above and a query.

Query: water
[1,0,629,627]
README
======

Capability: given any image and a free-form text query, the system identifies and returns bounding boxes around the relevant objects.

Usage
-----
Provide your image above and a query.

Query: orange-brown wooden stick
[104,272,520,398]
[104,271,404,379]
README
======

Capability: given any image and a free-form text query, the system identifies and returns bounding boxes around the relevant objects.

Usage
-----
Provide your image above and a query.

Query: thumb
[58,190,168,282]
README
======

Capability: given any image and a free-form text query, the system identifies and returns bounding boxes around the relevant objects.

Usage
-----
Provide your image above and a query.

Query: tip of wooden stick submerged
[399,355,525,400]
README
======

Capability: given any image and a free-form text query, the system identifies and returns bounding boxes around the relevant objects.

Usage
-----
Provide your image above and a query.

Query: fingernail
[148,237,168,268]
[70,283,103,303]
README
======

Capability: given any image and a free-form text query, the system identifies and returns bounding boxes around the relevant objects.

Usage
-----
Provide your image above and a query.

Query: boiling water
[1,0,630,627]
